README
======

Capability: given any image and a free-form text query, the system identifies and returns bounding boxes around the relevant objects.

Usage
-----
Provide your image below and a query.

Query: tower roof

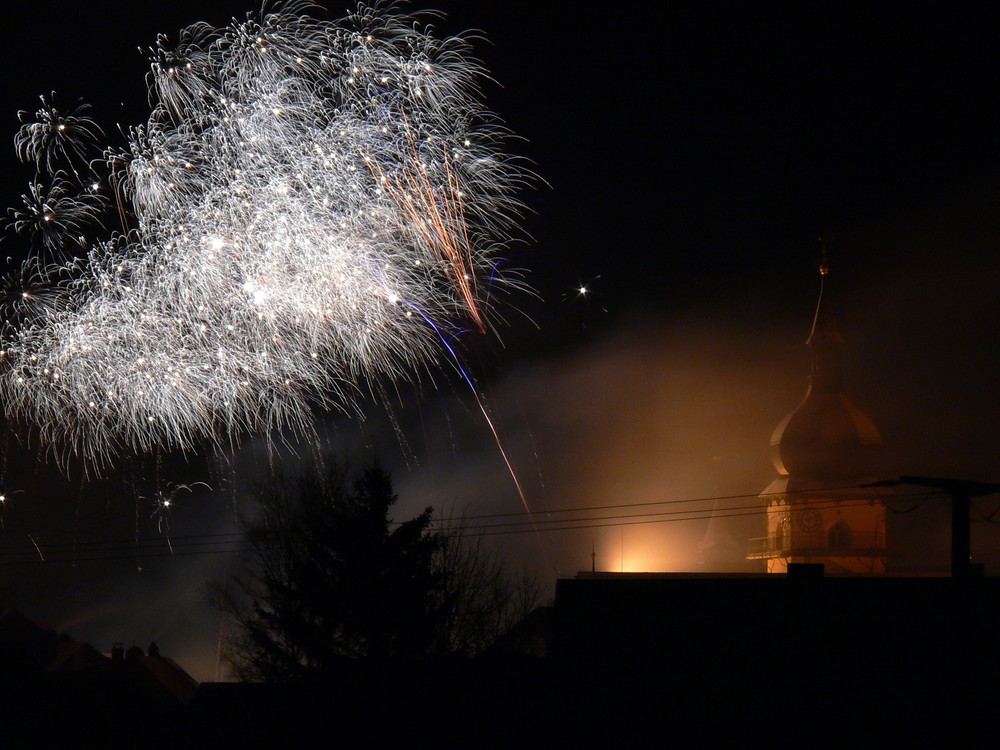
[770,263,882,480]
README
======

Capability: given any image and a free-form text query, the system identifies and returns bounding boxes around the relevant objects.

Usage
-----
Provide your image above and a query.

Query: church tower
[752,261,887,574]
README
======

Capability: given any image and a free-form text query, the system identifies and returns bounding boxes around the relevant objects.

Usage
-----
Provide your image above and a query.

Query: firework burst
[7,174,106,254]
[0,1,530,468]
[14,94,105,179]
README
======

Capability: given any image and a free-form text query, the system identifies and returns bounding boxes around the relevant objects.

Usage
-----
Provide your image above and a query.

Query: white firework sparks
[0,1,529,468]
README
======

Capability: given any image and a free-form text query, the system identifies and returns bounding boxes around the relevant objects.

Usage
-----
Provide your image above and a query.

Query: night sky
[1,1,999,681]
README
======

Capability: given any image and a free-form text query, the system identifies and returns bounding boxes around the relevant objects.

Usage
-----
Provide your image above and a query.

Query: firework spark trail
[404,298,554,580]
[0,2,530,468]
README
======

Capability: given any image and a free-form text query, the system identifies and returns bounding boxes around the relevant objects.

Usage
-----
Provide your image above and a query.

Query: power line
[0,545,252,566]
[428,481,908,523]
[433,490,945,534]
[456,492,948,538]
[0,488,944,555]
[0,530,246,555]
[0,490,949,564]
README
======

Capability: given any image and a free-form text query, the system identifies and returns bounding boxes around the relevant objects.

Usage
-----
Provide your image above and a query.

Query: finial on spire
[807,236,843,374]
[818,235,832,276]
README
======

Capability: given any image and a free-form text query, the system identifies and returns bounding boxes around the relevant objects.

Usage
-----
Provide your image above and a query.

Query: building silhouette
[0,608,198,744]
[750,261,887,573]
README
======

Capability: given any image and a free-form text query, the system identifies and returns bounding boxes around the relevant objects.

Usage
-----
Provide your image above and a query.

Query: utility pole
[874,476,1000,577]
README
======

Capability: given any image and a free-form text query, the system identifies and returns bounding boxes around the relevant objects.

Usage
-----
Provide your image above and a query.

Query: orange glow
[594,524,690,573]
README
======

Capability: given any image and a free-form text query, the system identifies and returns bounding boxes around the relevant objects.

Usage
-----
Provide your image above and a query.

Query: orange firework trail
[406,302,552,571]
[363,132,486,333]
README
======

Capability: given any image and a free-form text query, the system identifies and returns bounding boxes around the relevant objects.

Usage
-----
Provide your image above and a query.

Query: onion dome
[770,262,882,479]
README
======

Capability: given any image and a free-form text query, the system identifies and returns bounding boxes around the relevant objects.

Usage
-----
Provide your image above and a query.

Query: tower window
[827,521,851,549]
[777,517,791,551]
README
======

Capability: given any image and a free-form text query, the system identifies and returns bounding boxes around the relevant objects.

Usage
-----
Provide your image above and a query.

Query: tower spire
[769,249,881,479]
[806,251,843,391]
[753,251,888,574]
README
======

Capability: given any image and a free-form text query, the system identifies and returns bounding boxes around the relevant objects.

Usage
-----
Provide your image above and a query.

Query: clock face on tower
[796,508,822,533]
